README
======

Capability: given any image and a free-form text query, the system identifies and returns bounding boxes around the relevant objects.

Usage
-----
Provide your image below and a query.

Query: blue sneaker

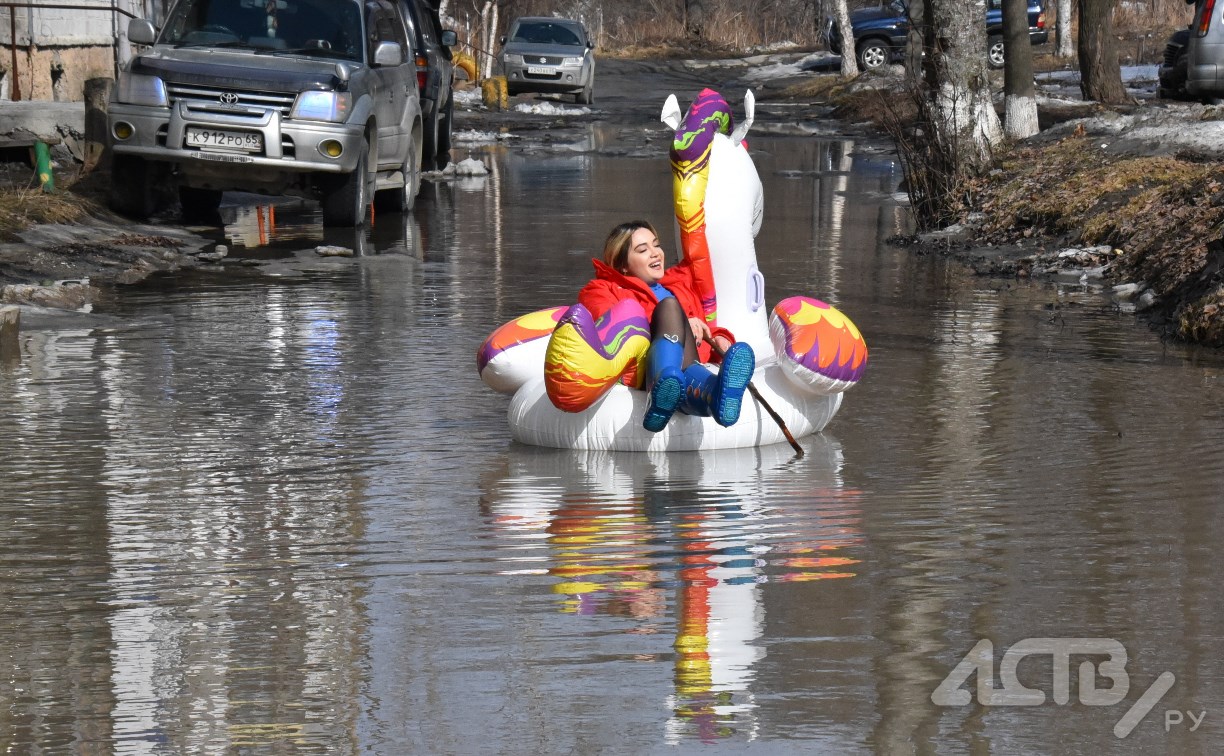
[643,368,684,432]
[713,342,755,427]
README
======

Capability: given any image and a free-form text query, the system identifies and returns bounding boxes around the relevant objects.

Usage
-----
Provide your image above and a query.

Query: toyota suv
[108,0,424,227]
[827,0,1048,71]
[400,0,456,170]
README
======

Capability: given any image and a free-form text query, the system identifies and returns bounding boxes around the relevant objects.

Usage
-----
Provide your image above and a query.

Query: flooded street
[4,116,1224,753]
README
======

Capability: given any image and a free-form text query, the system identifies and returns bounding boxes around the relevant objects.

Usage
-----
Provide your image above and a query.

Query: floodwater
[3,129,1224,754]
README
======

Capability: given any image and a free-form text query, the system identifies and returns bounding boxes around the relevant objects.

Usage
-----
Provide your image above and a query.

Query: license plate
[526,66,554,75]
[185,128,262,152]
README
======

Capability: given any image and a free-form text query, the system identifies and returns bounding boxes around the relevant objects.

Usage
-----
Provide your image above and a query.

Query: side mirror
[441,30,457,47]
[128,18,156,45]
[499,36,506,45]
[373,41,402,66]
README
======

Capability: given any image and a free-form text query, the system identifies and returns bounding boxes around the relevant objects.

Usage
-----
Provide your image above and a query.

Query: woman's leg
[642,298,693,432]
[650,297,698,368]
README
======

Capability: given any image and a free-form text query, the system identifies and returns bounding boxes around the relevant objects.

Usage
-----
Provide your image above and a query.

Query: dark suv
[827,0,1048,71]
[399,0,456,170]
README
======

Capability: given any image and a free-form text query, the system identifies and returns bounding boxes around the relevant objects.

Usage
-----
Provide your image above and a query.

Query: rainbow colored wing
[545,300,651,412]
[477,306,568,394]
[769,297,868,395]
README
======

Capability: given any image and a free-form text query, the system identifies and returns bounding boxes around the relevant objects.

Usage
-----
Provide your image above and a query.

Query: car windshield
[510,21,582,46]
[160,0,364,62]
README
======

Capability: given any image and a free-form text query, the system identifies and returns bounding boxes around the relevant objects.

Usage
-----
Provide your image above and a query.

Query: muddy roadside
[4,54,1224,346]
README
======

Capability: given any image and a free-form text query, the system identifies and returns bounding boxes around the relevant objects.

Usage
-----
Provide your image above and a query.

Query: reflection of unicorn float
[477,88,868,451]
[479,441,865,741]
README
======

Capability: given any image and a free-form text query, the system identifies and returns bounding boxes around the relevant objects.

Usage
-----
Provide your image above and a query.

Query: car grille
[523,55,564,66]
[166,84,297,116]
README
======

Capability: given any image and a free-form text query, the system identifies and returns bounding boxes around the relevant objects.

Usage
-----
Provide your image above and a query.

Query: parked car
[826,0,1048,71]
[108,0,423,227]
[399,0,457,170]
[499,16,596,104]
[1159,28,1191,100]
[1158,7,1224,104]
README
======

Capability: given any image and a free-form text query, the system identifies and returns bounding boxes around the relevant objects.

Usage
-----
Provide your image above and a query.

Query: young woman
[578,220,755,433]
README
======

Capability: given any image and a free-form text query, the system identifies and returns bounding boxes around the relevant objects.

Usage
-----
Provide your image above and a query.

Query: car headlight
[562,56,584,66]
[503,54,523,65]
[291,90,352,122]
[116,73,168,107]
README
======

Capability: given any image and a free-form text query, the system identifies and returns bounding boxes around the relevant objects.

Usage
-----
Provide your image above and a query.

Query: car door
[366,0,411,168]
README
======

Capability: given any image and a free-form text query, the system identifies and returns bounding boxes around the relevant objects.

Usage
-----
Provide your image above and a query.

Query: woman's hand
[712,334,734,355]
[688,316,711,343]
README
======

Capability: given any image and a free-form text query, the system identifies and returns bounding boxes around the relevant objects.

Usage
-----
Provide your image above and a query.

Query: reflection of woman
[578,220,755,433]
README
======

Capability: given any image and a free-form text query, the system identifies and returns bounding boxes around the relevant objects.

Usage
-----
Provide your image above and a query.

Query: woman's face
[621,227,665,284]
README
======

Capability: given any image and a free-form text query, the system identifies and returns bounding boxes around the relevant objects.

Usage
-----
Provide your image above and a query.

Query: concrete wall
[1,1,167,101]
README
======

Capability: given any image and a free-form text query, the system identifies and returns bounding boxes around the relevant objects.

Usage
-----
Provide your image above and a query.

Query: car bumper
[1029,31,1049,45]
[108,101,366,178]
[502,61,588,92]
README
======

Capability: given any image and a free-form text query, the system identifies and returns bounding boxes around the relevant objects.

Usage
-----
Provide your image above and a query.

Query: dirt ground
[4,55,1224,346]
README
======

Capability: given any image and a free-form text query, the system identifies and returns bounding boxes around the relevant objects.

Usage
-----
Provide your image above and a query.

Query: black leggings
[651,296,698,368]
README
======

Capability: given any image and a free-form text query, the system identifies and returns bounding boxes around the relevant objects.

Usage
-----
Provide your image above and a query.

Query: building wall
[2,2,162,101]
[1,44,116,101]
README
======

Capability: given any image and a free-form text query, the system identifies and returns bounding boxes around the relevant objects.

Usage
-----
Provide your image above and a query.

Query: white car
[499,17,595,104]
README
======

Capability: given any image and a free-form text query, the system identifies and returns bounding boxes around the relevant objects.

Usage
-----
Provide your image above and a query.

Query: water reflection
[479,439,865,743]
[5,126,1224,753]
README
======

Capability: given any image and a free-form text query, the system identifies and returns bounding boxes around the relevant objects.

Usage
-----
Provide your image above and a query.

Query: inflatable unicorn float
[476,88,868,451]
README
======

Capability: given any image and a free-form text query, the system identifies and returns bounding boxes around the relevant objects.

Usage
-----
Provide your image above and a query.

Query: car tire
[857,39,890,71]
[110,155,156,219]
[577,81,593,105]
[321,138,371,227]
[434,92,453,171]
[376,133,421,213]
[987,35,1005,69]
[179,186,223,222]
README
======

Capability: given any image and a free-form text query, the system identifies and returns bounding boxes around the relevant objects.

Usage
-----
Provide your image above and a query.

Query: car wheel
[577,80,594,105]
[857,40,890,71]
[321,138,371,227]
[987,35,1005,69]
[110,155,156,219]
[434,92,453,171]
[178,186,223,223]
[376,133,421,213]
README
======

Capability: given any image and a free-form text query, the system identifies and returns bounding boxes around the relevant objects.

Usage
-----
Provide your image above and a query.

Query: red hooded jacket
[577,258,735,364]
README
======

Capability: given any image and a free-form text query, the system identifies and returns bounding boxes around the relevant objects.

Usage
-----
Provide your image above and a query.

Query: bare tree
[1055,0,1074,58]
[829,0,860,77]
[685,0,707,38]
[904,0,925,85]
[1002,0,1038,138]
[1077,0,1127,103]
[921,0,1003,169]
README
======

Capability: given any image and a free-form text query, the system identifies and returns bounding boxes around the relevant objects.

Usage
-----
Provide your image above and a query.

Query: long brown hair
[602,220,658,272]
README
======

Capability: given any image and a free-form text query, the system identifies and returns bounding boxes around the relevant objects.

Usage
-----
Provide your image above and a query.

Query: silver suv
[108,0,423,227]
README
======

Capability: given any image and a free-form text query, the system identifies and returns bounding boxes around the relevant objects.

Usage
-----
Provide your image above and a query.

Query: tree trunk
[1002,0,1039,138]
[1077,0,1127,103]
[685,0,707,39]
[1055,0,1074,58]
[832,0,859,77]
[905,0,925,86]
[923,0,1003,170]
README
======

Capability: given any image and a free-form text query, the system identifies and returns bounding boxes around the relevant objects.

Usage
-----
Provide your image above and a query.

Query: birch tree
[920,0,1003,170]
[1002,0,1038,138]
[1055,0,1074,58]
[830,0,859,77]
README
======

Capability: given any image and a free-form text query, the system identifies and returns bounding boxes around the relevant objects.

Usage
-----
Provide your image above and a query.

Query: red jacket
[577,259,734,364]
